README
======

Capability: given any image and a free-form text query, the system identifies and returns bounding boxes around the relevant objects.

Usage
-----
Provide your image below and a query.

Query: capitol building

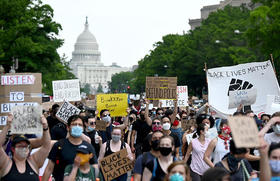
[69,18,130,93]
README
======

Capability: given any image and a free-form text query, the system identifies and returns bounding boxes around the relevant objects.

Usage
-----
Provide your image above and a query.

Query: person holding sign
[42,115,98,181]
[215,140,253,181]
[0,113,51,181]
[98,127,133,181]
[64,143,96,181]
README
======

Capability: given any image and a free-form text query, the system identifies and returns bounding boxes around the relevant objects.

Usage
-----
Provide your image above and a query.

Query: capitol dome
[73,17,100,56]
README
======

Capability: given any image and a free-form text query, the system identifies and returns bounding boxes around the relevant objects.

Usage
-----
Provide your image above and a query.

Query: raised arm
[204,138,218,168]
[259,116,280,136]
[144,99,152,126]
[258,134,271,181]
[31,115,51,168]
[115,108,130,130]
[0,114,12,175]
[170,99,178,123]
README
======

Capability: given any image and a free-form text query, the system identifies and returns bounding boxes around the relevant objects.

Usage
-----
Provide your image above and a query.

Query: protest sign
[0,73,42,129]
[100,149,134,181]
[52,79,81,102]
[265,95,280,115]
[95,119,107,131]
[160,86,188,107]
[56,101,81,124]
[228,116,260,148]
[207,61,280,115]
[146,77,177,100]
[228,88,257,109]
[96,93,128,117]
[11,105,42,134]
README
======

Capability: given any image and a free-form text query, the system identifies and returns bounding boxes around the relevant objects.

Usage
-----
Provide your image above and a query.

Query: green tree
[81,83,91,95]
[97,83,103,93]
[108,71,134,93]
[0,0,75,94]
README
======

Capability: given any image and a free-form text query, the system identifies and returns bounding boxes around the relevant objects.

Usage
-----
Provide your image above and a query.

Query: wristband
[43,127,49,131]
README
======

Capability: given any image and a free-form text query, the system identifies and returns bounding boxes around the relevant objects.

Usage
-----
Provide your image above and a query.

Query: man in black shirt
[42,115,98,181]
[47,104,60,131]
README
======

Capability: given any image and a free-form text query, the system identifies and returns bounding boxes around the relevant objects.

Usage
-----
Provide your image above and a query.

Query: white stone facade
[69,18,130,93]
[189,0,252,30]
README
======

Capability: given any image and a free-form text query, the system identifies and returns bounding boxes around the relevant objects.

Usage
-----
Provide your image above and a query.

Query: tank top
[104,140,126,157]
[1,159,39,181]
[190,138,210,175]
[212,137,230,165]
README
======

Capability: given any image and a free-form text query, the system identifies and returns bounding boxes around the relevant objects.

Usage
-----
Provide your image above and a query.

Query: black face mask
[129,117,134,122]
[140,114,145,120]
[151,140,160,151]
[159,147,172,156]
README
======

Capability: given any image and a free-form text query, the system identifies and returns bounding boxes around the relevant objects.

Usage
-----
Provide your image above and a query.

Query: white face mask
[162,123,171,130]
[205,131,211,138]
[15,147,29,159]
[273,124,280,134]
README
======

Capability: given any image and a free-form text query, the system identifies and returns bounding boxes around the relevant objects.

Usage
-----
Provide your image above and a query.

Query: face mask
[112,135,121,142]
[159,147,172,156]
[270,160,280,173]
[273,124,280,134]
[129,117,134,122]
[140,114,145,120]
[152,124,162,132]
[88,126,94,132]
[222,126,231,135]
[76,153,91,165]
[205,131,211,138]
[15,147,29,159]
[152,111,156,115]
[227,153,242,172]
[71,126,83,138]
[151,140,160,151]
[169,173,185,181]
[173,120,179,126]
[205,123,210,128]
[103,115,111,123]
[162,123,171,130]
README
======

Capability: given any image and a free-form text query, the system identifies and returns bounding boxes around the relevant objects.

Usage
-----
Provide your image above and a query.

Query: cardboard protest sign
[11,105,42,134]
[95,119,107,131]
[207,61,280,115]
[265,95,280,115]
[100,149,134,181]
[52,79,81,102]
[228,116,260,148]
[96,93,128,117]
[228,88,257,109]
[160,86,188,107]
[0,73,42,129]
[146,77,177,100]
[56,101,81,124]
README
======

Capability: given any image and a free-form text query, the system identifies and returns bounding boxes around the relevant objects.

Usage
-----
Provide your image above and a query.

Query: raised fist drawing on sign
[227,78,253,96]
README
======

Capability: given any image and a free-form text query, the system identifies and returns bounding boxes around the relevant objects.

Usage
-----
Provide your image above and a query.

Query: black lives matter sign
[146,77,177,100]
[56,101,80,124]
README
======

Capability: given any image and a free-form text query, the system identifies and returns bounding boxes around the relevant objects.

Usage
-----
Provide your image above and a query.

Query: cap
[12,135,30,147]
[76,143,93,154]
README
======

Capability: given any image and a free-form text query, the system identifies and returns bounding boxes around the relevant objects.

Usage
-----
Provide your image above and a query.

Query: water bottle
[95,132,99,144]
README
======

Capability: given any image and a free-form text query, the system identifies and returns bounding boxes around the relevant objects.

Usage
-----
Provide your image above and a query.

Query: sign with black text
[56,101,81,123]
[146,77,177,100]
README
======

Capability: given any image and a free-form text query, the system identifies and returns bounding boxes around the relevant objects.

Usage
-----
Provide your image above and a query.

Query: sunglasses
[89,122,96,125]
[152,122,161,125]
[103,114,110,117]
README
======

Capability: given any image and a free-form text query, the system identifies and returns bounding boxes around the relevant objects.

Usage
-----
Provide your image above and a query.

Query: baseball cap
[76,143,93,154]
[12,135,30,147]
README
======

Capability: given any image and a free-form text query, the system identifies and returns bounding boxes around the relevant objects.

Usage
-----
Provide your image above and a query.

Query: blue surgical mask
[270,160,280,173]
[112,135,121,142]
[103,115,111,123]
[71,126,83,138]
[169,173,184,181]
[88,126,94,132]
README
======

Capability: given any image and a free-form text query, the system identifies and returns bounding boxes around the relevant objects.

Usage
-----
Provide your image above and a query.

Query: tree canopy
[0,0,75,94]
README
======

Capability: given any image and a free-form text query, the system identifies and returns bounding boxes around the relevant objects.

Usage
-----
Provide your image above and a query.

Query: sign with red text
[0,73,42,128]
[100,149,134,181]
[160,86,188,107]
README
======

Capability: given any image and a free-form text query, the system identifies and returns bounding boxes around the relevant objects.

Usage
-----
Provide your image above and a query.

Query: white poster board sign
[265,95,280,115]
[160,86,188,107]
[207,61,280,115]
[56,101,81,124]
[11,105,42,134]
[52,79,81,102]
[228,88,257,109]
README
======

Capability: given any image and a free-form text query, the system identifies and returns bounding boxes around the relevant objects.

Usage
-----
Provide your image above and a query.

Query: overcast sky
[43,0,221,67]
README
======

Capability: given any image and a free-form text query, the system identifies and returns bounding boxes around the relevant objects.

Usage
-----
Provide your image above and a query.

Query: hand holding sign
[41,115,48,129]
[7,113,13,126]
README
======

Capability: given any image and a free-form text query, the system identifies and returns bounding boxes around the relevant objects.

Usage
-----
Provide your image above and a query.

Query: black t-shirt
[169,132,181,148]
[47,115,60,130]
[85,130,100,158]
[142,133,152,152]
[48,138,97,181]
[132,119,151,145]
[146,158,167,181]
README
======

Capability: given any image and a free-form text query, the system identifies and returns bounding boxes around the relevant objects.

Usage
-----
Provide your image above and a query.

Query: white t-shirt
[264,132,280,145]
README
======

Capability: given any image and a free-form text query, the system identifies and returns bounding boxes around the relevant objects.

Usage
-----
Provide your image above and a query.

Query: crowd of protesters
[1,97,280,181]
